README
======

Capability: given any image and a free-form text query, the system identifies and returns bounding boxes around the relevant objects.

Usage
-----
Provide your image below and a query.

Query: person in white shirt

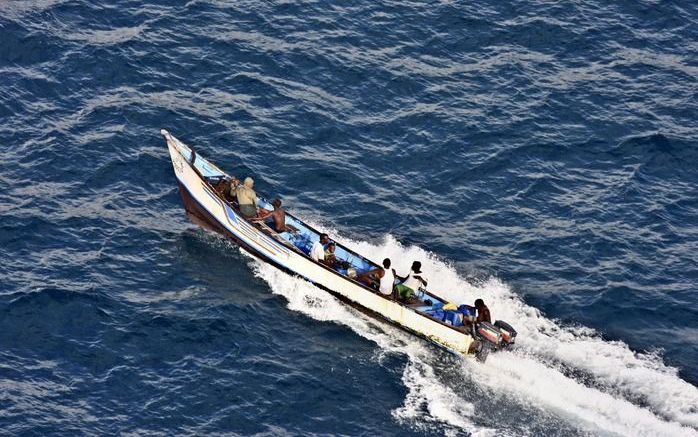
[379,258,396,296]
[310,233,330,262]
[395,261,427,301]
[356,258,397,296]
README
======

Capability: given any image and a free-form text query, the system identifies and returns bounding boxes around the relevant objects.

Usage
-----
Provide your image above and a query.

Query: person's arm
[256,208,271,219]
[415,274,428,287]
[362,268,382,279]
[356,270,378,285]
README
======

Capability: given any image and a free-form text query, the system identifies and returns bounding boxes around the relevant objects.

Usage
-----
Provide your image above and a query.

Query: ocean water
[1,0,697,435]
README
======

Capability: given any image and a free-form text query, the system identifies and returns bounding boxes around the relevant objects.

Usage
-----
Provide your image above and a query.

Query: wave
[244,232,697,436]
[248,252,492,436]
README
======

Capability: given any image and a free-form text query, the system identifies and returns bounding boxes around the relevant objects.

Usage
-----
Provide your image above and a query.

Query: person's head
[326,242,336,252]
[320,233,330,244]
[244,177,254,188]
[383,258,391,268]
[411,261,422,273]
[272,198,282,208]
[474,299,485,308]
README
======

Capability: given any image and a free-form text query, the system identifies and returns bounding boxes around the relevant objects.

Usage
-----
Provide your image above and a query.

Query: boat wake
[246,234,697,436]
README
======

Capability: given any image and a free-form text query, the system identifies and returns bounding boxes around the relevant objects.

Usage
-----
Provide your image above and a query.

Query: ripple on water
[1,0,697,434]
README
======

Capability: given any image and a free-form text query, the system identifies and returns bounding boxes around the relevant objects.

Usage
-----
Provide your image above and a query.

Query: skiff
[162,129,516,361]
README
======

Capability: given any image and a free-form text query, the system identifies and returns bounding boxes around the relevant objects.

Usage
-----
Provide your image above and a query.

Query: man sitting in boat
[236,177,260,218]
[379,258,397,297]
[474,299,491,323]
[222,176,240,202]
[262,198,287,233]
[356,257,399,295]
[395,261,427,301]
[321,242,352,270]
[310,233,330,262]
[323,242,337,266]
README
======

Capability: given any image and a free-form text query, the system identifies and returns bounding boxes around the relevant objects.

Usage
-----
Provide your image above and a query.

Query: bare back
[270,208,286,232]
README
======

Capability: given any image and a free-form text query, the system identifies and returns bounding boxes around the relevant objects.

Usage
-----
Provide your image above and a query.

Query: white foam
[463,351,695,436]
[346,235,698,431]
[239,230,698,436]
[247,251,494,435]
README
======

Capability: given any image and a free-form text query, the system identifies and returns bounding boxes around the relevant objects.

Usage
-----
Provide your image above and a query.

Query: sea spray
[240,229,697,436]
[344,234,698,431]
[248,253,490,434]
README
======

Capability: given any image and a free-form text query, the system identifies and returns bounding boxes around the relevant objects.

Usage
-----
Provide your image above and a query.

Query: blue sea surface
[1,0,697,435]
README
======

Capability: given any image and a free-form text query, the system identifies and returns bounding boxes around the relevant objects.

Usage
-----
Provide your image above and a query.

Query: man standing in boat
[260,198,287,233]
[235,177,260,218]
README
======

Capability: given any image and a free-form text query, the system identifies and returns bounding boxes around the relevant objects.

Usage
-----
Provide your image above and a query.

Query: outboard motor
[472,322,501,363]
[476,321,502,345]
[472,320,518,362]
[474,340,491,363]
[494,320,517,348]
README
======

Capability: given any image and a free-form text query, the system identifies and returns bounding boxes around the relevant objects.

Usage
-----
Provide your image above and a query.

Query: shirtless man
[474,299,491,324]
[263,198,287,233]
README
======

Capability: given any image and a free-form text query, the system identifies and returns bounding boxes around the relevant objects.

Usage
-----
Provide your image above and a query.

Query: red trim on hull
[177,180,228,235]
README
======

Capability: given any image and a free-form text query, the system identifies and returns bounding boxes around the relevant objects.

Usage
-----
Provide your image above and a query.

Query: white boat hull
[163,130,477,357]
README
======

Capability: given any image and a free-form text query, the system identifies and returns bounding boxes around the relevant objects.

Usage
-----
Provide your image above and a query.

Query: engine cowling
[494,320,517,348]
[474,320,518,350]
[476,321,502,345]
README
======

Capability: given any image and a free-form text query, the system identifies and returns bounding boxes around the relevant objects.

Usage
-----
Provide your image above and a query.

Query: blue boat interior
[194,179,378,278]
[415,302,475,328]
[257,196,376,275]
[177,142,381,277]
